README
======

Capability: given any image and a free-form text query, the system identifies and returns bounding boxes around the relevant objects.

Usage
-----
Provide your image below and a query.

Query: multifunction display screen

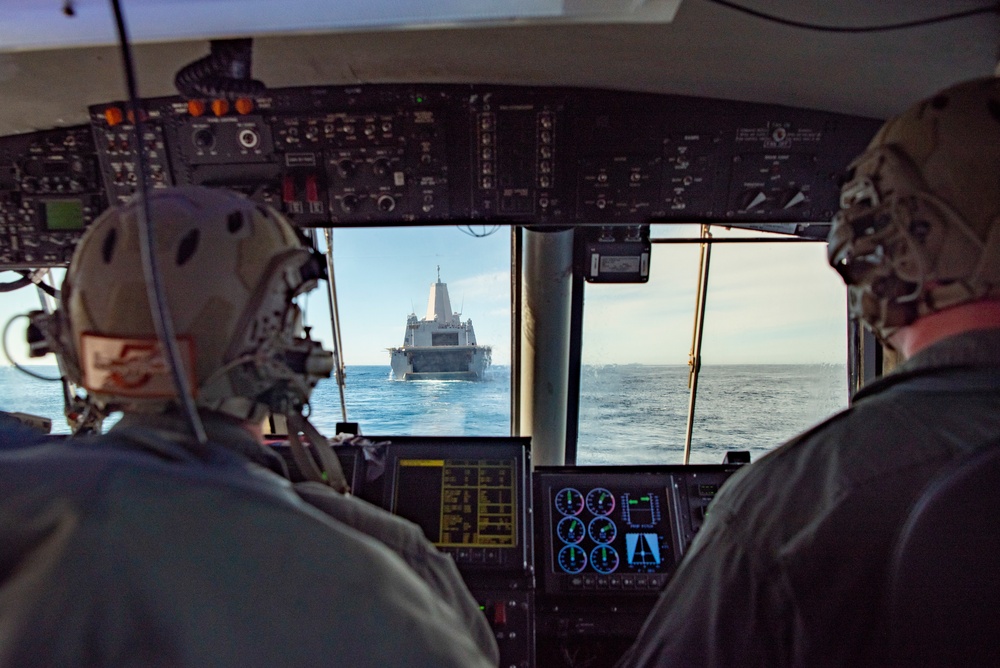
[549,484,673,577]
[393,457,517,548]
[43,199,85,230]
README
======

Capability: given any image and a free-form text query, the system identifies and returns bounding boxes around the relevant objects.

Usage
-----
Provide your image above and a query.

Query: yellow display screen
[393,457,517,548]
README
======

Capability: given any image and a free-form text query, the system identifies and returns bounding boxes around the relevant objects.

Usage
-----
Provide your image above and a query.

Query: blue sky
[310,225,512,366]
[0,224,847,368]
[584,225,848,366]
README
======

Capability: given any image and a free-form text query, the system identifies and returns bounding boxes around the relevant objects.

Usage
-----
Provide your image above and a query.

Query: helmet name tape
[80,333,196,399]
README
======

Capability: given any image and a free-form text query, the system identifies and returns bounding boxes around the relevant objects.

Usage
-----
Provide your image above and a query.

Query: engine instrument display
[535,465,744,595]
[383,437,530,572]
[549,484,673,579]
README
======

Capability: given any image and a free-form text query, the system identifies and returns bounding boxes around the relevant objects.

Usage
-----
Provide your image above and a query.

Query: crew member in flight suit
[620,77,1000,667]
[0,187,499,667]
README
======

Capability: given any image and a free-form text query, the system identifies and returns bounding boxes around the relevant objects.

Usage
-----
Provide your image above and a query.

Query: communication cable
[0,272,31,293]
[705,0,1000,33]
[2,315,61,381]
[109,0,208,448]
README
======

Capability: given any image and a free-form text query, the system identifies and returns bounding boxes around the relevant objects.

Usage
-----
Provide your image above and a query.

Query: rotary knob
[337,159,357,179]
[340,194,360,213]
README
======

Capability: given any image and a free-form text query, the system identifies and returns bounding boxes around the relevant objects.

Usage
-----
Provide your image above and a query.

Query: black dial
[554,487,584,516]
[557,516,586,544]
[557,545,587,574]
[590,545,620,575]
[588,516,617,544]
[586,487,615,516]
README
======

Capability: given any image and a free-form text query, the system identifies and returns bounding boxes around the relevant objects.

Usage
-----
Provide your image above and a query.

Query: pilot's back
[0,437,494,668]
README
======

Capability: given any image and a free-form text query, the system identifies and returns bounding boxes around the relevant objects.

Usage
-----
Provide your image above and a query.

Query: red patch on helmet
[80,333,196,399]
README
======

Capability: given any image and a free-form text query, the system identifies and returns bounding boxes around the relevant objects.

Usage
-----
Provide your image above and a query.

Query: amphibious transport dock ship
[389,270,492,380]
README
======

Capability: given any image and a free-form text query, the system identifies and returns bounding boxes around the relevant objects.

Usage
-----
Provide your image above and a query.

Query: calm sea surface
[0,364,848,465]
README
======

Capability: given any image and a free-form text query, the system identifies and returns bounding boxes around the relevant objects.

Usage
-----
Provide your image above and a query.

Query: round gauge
[557,516,586,544]
[554,487,585,516]
[588,516,617,544]
[586,487,616,516]
[557,545,587,574]
[590,545,620,575]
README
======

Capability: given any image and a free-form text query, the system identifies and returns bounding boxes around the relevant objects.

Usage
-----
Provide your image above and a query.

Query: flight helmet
[828,77,1000,342]
[44,186,333,424]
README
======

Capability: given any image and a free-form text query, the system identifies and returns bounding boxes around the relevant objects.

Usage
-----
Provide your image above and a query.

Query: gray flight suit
[0,412,498,667]
[622,328,1000,667]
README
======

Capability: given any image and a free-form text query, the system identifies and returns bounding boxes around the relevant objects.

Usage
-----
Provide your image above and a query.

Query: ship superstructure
[389,269,492,380]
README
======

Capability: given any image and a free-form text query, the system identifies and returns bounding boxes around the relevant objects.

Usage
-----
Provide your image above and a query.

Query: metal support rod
[650,236,822,244]
[322,229,348,423]
[520,228,574,466]
[683,224,713,465]
[33,271,75,413]
[511,226,523,435]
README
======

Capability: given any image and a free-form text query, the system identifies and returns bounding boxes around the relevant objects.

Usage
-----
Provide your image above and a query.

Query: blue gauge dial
[586,487,616,516]
[557,544,587,574]
[588,516,617,544]
[554,487,585,516]
[590,545,620,575]
[557,516,586,544]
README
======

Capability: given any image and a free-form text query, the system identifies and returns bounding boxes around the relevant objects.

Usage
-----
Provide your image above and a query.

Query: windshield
[577,224,849,465]
[0,226,514,437]
[1,224,847,451]
[307,225,512,436]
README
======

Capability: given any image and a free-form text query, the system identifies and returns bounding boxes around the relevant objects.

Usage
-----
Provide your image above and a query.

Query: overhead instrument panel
[728,120,830,220]
[467,91,568,224]
[662,132,723,216]
[0,84,881,270]
[88,89,454,227]
[0,126,106,270]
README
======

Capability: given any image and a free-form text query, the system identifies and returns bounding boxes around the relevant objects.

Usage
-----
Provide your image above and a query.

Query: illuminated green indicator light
[416,95,425,103]
[629,500,637,505]
[641,496,650,501]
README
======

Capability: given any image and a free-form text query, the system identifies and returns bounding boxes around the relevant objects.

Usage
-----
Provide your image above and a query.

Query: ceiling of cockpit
[0,0,996,136]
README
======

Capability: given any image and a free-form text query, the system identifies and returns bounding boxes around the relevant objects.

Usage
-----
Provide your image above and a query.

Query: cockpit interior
[1,2,997,666]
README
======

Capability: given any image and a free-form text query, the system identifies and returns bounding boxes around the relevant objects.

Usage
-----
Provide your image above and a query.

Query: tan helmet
[828,77,1000,343]
[49,186,333,423]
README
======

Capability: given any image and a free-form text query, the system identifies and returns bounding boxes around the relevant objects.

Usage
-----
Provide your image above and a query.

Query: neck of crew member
[243,418,265,444]
[889,299,1000,358]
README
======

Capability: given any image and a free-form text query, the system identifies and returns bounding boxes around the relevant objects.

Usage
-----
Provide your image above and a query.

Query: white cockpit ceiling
[0,0,996,135]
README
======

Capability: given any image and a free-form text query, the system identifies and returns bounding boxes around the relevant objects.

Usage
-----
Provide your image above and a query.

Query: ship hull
[390,345,491,381]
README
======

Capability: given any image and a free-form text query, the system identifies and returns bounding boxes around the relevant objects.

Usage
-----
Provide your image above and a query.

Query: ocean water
[0,364,848,465]
[578,364,847,465]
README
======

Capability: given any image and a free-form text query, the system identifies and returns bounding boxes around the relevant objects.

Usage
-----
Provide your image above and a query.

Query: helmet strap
[286,411,350,493]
